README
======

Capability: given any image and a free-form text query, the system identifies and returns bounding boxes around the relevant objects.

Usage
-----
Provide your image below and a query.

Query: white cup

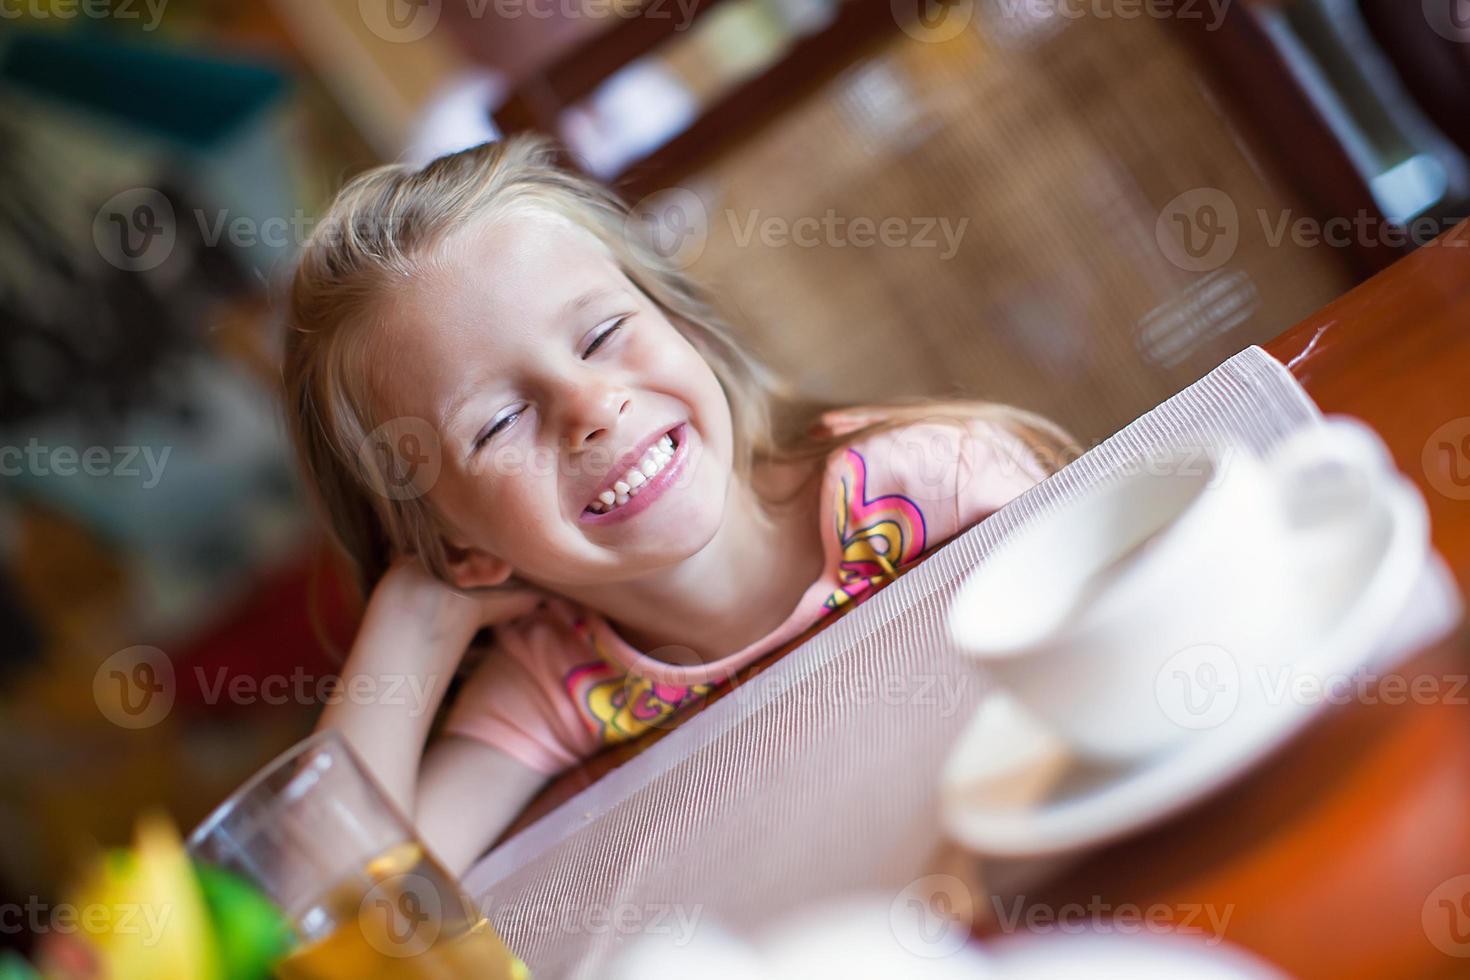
[949,419,1399,762]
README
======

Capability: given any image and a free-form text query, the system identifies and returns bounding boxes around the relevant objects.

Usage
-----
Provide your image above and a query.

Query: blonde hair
[283,136,1076,597]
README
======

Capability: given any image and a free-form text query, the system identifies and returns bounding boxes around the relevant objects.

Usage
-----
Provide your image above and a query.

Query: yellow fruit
[70,813,221,980]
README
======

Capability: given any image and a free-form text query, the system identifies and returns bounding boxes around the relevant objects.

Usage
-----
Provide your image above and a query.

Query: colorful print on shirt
[823,447,927,611]
[562,621,714,745]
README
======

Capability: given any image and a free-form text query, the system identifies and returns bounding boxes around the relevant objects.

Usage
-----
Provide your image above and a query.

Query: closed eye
[582,315,629,359]
[472,408,522,452]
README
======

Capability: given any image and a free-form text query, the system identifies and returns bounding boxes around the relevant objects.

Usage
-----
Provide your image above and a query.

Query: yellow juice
[274,842,526,980]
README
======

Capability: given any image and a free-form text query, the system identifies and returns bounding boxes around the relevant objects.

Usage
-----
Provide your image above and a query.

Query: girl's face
[373,210,736,590]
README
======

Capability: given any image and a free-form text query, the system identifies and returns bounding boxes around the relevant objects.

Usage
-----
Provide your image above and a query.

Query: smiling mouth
[584,426,682,516]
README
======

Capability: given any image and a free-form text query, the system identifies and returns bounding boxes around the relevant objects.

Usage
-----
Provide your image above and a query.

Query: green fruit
[192,861,294,980]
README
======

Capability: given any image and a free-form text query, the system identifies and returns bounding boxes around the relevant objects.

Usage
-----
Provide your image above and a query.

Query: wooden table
[1010,221,1470,978]
[502,222,1470,977]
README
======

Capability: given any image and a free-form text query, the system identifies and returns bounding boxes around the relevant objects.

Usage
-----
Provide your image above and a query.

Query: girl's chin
[581,497,724,558]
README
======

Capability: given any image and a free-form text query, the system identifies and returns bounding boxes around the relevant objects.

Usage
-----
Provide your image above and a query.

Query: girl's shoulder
[812,403,1051,473]
[812,402,1053,535]
[808,404,901,440]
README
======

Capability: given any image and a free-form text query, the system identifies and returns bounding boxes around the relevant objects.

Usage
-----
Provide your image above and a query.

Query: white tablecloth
[462,346,1459,979]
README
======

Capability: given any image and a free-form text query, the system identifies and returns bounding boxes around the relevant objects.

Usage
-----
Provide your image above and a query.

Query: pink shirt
[442,409,1049,774]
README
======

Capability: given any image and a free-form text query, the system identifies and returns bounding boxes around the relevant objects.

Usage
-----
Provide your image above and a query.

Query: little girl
[283,136,1074,875]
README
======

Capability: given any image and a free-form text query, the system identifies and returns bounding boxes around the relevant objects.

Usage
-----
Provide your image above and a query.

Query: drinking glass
[188,729,526,979]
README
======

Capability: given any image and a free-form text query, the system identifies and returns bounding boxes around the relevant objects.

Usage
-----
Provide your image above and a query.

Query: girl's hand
[376,555,547,638]
[320,556,548,818]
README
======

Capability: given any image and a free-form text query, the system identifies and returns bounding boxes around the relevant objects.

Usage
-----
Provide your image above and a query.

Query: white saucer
[941,473,1431,859]
[986,930,1286,979]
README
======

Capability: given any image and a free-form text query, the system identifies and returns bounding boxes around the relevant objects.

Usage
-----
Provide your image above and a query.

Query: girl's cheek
[635,320,699,376]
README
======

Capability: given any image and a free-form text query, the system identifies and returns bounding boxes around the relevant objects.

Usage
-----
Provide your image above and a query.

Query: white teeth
[587,430,682,515]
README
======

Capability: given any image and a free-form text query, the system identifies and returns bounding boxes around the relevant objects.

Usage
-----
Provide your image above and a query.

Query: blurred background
[2,0,1469,958]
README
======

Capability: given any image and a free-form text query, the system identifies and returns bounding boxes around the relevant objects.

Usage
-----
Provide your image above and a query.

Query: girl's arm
[415,735,547,875]
[316,558,545,831]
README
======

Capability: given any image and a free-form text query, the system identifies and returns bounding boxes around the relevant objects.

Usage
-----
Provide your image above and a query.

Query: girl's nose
[563,381,632,449]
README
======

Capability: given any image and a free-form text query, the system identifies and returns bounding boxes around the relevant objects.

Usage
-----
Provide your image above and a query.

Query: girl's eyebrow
[442,377,497,440]
[441,288,628,435]
[562,286,627,317]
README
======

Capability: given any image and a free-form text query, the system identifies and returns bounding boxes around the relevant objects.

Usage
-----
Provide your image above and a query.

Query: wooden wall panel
[681,15,1353,441]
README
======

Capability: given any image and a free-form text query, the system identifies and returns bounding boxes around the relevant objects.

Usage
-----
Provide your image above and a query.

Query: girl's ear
[442,540,513,590]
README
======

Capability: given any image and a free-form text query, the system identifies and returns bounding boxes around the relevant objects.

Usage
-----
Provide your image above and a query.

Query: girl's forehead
[369,211,637,417]
[405,210,623,318]
[464,208,615,274]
